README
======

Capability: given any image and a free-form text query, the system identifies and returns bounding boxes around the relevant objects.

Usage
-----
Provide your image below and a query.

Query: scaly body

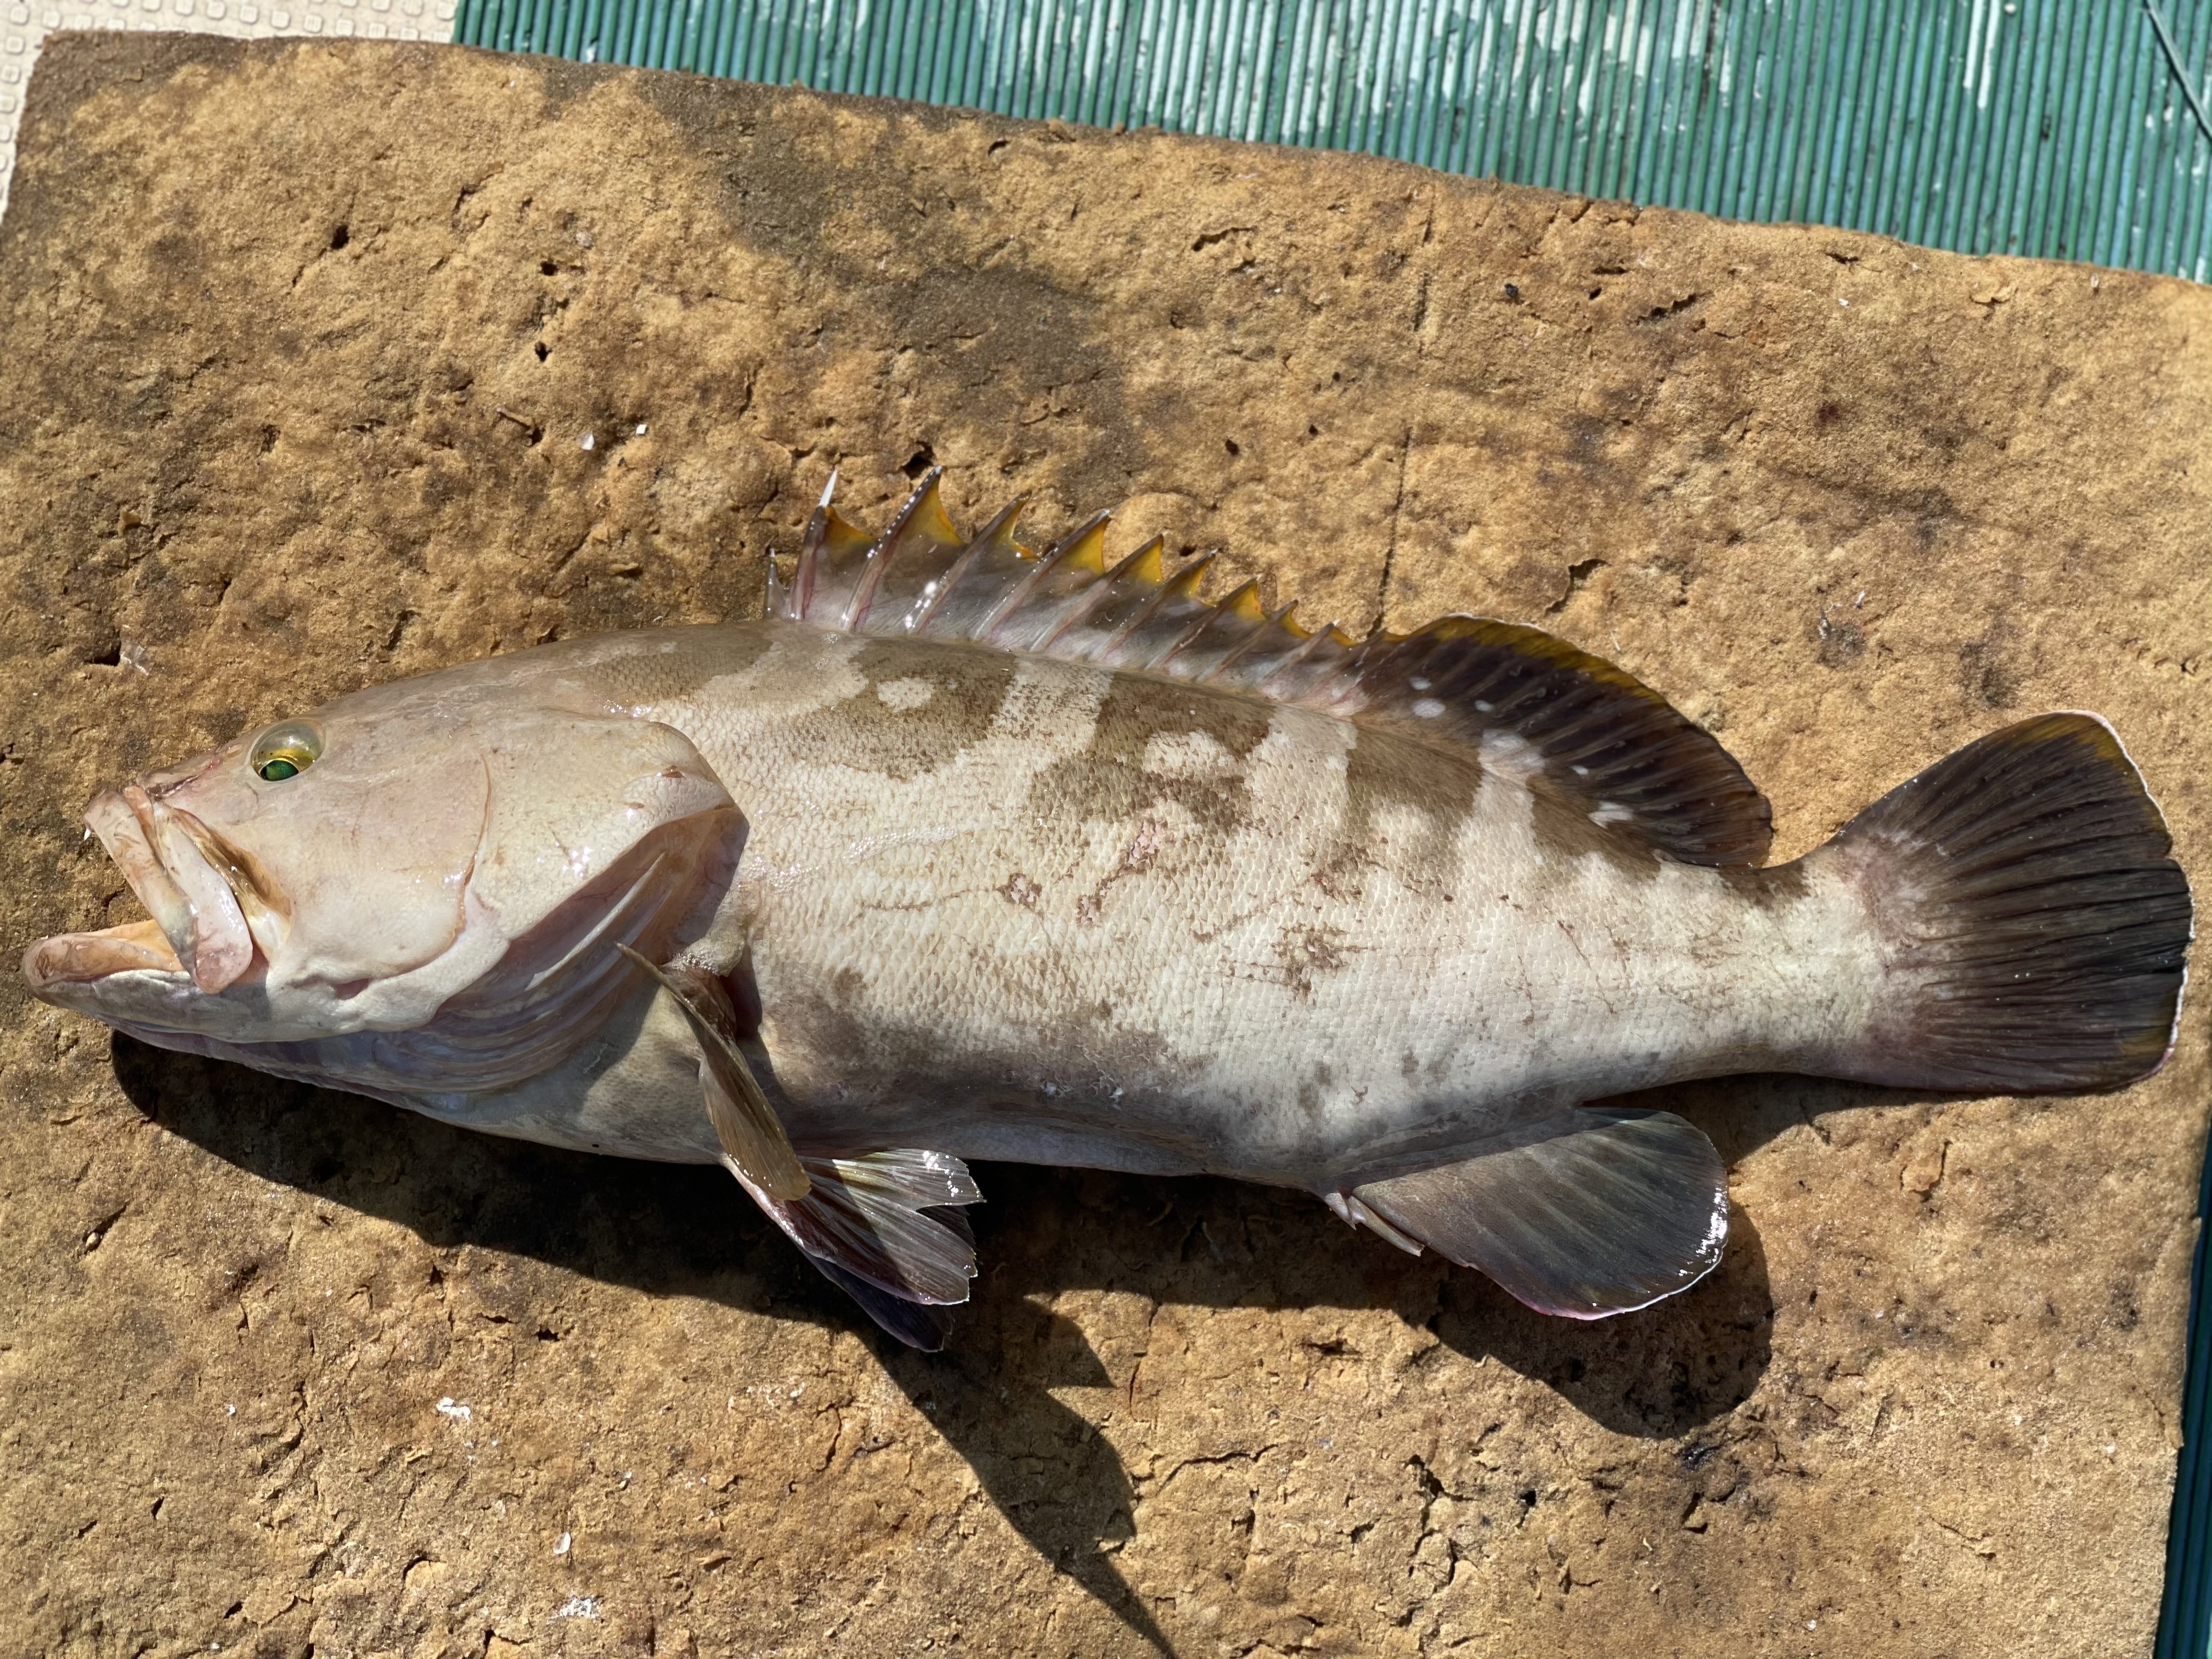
[435,622,1867,1187]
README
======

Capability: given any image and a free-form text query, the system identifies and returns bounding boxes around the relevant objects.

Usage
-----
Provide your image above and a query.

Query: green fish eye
[249,720,323,783]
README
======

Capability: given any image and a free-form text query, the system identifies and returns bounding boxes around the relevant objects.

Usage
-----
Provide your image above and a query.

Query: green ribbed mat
[2168,1143,2212,1659]
[454,0,2212,279]
[449,0,2212,1650]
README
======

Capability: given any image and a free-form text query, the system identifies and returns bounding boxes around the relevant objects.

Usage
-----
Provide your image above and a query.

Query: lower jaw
[21,917,184,995]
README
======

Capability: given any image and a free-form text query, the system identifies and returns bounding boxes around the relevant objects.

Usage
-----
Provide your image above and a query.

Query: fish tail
[1818,713,2191,1092]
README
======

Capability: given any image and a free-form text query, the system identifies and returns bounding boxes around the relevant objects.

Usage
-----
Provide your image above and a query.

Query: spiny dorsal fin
[771,475,1771,867]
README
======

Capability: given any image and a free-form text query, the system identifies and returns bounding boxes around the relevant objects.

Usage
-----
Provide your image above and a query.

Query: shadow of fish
[22,471,2193,1348]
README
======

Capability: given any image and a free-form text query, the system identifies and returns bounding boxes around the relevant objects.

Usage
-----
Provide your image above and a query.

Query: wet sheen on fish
[23,473,2194,1347]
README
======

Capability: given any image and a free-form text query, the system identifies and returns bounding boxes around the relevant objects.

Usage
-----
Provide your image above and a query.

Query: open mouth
[21,786,259,997]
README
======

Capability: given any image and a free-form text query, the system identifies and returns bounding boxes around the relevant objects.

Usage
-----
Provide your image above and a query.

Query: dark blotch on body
[1523,782,1665,884]
[1325,724,1482,898]
[1025,674,1272,836]
[808,639,1018,783]
[579,623,774,708]
[1718,857,1812,907]
[1273,922,1359,999]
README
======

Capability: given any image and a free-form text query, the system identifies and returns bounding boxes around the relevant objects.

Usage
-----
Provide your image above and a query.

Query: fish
[21,471,2194,1348]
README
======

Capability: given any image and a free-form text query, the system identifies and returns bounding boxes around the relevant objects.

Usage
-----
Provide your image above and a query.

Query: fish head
[22,663,741,1080]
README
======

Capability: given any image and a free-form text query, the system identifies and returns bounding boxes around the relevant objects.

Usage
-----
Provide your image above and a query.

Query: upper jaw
[25,787,260,996]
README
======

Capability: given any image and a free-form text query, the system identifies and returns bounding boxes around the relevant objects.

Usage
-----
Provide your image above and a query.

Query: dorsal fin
[1309,617,1773,866]
[771,476,1771,867]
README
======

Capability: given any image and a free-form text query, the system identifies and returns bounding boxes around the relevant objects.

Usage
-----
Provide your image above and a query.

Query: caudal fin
[1822,713,2191,1093]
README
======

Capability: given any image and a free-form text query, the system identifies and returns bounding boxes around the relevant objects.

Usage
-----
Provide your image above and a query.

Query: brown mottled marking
[1718,858,1813,907]
[1323,724,1482,899]
[1524,782,1666,884]
[1272,922,1359,1000]
[1024,672,1272,836]
[800,639,1018,783]
[578,625,777,706]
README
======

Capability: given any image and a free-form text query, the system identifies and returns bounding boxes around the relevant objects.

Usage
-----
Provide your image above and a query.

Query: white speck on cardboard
[435,1397,471,1421]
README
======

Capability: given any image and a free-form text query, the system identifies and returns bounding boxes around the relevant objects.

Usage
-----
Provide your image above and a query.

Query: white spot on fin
[1411,697,1446,719]
[1477,728,1545,783]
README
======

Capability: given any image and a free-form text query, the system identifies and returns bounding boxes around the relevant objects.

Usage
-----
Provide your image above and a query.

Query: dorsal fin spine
[974,543,1058,643]
[981,511,1112,646]
[1121,537,1166,587]
[1033,535,1163,654]
[1216,603,1307,687]
[909,498,1038,641]
[770,483,1771,866]
[1150,577,1263,676]
[1245,619,1338,695]
[909,543,976,635]
[792,503,831,619]
[1139,607,1228,675]
[1102,548,1211,660]
[842,469,942,631]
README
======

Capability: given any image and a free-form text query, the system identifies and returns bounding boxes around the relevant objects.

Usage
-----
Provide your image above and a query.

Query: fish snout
[82,787,258,994]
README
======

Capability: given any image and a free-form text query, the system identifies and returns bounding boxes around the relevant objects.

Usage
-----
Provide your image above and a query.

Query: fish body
[414,620,1858,1182]
[24,476,2193,1345]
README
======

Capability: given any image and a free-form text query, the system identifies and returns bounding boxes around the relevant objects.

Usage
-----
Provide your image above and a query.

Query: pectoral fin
[617,944,809,1201]
[618,946,983,1348]
[1345,1107,1728,1318]
[808,1257,961,1351]
[773,1148,981,1301]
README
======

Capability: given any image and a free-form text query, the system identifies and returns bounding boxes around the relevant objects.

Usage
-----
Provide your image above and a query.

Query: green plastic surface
[2163,1143,2212,1659]
[454,0,2212,278]
[447,0,2212,1650]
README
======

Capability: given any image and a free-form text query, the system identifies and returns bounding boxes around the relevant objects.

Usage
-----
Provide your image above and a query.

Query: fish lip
[21,916,185,994]
[51,786,262,995]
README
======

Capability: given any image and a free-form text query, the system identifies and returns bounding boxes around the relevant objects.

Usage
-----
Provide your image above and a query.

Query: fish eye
[250,720,323,783]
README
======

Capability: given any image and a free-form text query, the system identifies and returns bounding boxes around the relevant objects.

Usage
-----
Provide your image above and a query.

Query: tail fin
[1823,713,2191,1093]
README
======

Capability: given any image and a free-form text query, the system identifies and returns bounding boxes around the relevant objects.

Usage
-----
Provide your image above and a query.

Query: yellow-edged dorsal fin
[776,474,1772,866]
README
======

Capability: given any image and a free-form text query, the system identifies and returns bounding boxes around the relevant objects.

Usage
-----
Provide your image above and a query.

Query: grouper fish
[22,473,2193,1347]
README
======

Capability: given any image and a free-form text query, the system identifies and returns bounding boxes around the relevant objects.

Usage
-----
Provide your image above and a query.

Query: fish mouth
[22,787,263,997]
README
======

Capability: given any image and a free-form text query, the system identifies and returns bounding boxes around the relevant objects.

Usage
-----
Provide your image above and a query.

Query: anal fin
[1348,1108,1729,1318]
